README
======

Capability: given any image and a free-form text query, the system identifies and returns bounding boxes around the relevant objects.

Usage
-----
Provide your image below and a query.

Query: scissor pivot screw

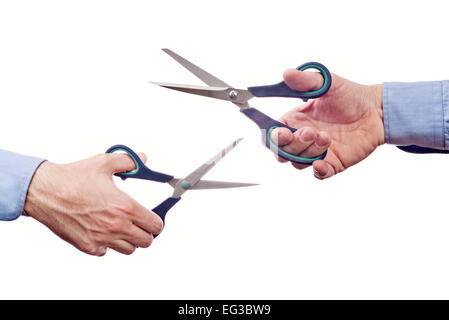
[180,180,191,190]
[229,90,238,100]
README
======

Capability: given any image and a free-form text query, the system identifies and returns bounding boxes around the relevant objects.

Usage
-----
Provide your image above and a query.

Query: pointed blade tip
[161,48,174,55]
[232,138,244,146]
[148,81,168,88]
[224,183,259,189]
[243,183,259,187]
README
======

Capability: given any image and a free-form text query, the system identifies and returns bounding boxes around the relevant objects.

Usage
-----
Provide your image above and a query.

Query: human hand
[271,70,384,179]
[24,153,164,256]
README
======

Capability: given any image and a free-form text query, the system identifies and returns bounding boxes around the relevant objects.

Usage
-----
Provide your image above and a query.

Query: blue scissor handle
[247,62,332,102]
[152,196,182,238]
[241,108,327,165]
[106,145,174,183]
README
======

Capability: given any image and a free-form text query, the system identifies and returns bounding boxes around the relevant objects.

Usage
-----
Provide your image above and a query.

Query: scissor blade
[172,138,243,198]
[193,180,258,189]
[168,179,257,190]
[150,82,231,102]
[162,48,231,88]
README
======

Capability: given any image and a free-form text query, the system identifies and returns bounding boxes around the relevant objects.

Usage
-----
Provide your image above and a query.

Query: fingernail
[314,168,330,179]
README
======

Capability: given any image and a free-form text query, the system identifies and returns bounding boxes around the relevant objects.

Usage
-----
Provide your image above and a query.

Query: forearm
[0,149,45,221]
[383,80,449,150]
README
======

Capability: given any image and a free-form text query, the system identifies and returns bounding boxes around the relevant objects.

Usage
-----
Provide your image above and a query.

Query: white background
[1,0,449,299]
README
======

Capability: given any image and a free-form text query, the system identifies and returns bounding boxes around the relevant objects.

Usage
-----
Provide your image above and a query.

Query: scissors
[106,139,256,233]
[151,49,332,165]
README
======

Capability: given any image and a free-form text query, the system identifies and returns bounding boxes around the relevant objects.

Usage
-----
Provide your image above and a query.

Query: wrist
[373,84,383,120]
[24,161,58,221]
[370,83,384,145]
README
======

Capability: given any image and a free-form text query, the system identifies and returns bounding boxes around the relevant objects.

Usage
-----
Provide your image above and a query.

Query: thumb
[104,152,148,174]
[283,69,324,92]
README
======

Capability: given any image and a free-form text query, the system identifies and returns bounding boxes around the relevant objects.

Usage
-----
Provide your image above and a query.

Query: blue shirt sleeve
[383,80,449,150]
[0,149,45,221]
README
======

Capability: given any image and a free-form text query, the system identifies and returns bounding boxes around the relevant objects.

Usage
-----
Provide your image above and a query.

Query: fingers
[271,125,334,179]
[106,224,155,254]
[290,131,331,170]
[124,224,154,248]
[123,195,164,235]
[278,127,317,156]
[270,127,294,146]
[300,131,331,159]
[100,153,163,255]
[90,197,162,256]
[103,152,148,174]
[271,126,330,161]
[283,69,324,92]
[270,127,294,163]
[107,240,137,255]
[112,193,164,235]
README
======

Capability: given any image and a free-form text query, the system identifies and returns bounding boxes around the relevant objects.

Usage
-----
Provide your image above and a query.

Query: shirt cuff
[383,81,448,149]
[0,149,45,221]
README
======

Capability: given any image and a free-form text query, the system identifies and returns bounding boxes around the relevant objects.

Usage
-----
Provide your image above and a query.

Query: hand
[271,69,384,179]
[24,153,164,256]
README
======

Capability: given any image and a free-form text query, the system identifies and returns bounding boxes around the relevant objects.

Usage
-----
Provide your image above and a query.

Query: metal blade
[150,81,253,105]
[172,138,243,198]
[150,82,230,101]
[167,179,179,188]
[158,49,252,109]
[168,178,257,190]
[192,180,258,189]
[162,48,231,87]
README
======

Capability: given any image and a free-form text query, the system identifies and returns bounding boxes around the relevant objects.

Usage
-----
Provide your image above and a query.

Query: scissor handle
[241,108,327,165]
[152,196,181,223]
[106,145,174,182]
[247,62,332,102]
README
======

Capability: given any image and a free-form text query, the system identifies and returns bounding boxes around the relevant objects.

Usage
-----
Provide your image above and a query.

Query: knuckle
[79,239,98,255]
[113,199,136,216]
[96,248,108,257]
[101,211,128,233]
[108,218,127,233]
[94,153,109,164]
